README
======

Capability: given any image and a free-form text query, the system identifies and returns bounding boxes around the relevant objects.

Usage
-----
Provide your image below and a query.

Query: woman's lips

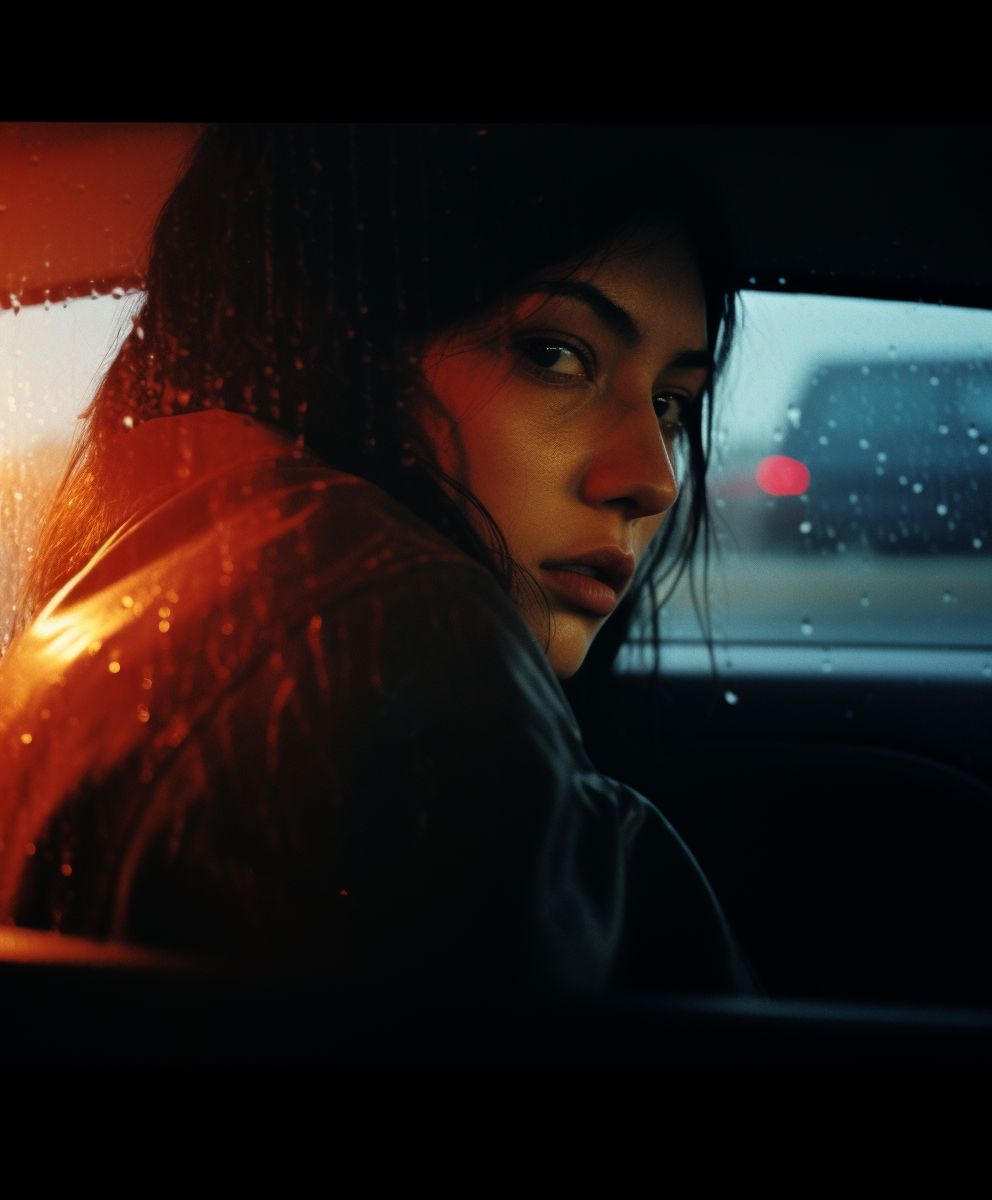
[539,566,619,617]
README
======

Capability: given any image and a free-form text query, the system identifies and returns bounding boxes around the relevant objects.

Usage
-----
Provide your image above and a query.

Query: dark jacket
[0,411,753,994]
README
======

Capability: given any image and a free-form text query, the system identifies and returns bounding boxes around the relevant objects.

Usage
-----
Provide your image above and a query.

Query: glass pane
[625,292,992,679]
[0,294,138,650]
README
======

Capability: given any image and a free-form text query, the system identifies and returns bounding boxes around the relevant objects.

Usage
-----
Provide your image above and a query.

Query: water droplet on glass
[979,443,989,456]
[111,286,125,299]
[876,451,888,463]
[860,364,870,376]
[799,520,813,535]
[968,424,979,439]
[860,593,871,607]
[9,294,21,314]
[849,493,859,505]
[135,324,145,341]
[973,538,984,550]
[772,427,783,444]
[723,690,739,706]
[936,503,949,516]
[778,277,787,286]
[929,375,941,387]
[983,664,992,679]
[800,617,813,637]
[938,424,949,435]
[122,414,134,430]
[912,482,924,494]
[887,344,897,359]
[898,475,908,486]
[108,661,121,674]
[943,591,956,604]
[858,438,870,450]
[818,435,829,446]
[787,405,801,429]
[748,276,757,286]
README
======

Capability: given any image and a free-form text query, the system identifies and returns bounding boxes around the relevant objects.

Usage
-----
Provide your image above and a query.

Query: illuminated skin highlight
[419,227,710,678]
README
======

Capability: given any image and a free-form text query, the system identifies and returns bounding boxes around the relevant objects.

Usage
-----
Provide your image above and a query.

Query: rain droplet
[860,593,871,607]
[122,415,134,430]
[936,503,949,516]
[968,424,979,439]
[858,438,870,450]
[818,435,829,446]
[876,451,888,463]
[973,538,984,550]
[912,482,924,494]
[860,364,870,376]
[800,617,814,637]
[778,277,787,286]
[111,286,125,300]
[887,344,897,359]
[19,732,32,745]
[723,690,739,706]
[137,704,150,723]
[108,661,121,674]
[938,424,949,435]
[943,591,956,604]
[799,520,813,535]
[849,493,859,505]
[929,375,941,387]
[772,427,784,444]
[787,405,801,429]
[898,475,908,486]
[979,443,989,456]
[135,324,145,340]
[748,276,757,286]
[983,664,992,679]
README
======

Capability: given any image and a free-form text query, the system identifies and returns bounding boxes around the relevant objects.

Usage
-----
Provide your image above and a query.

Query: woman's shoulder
[0,411,543,900]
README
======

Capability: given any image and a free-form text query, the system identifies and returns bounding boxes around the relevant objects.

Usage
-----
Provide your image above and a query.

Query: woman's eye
[517,339,590,383]
[654,392,685,430]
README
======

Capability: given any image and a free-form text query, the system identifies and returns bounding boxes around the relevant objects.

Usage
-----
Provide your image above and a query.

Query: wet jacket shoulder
[0,411,753,994]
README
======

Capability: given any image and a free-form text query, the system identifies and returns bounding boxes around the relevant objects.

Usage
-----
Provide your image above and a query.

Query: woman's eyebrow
[530,280,641,346]
[528,280,713,370]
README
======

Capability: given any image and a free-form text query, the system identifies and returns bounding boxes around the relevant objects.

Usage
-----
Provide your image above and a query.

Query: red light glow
[756,455,810,496]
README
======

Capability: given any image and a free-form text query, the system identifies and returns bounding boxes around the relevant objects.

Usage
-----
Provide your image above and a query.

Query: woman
[0,124,753,993]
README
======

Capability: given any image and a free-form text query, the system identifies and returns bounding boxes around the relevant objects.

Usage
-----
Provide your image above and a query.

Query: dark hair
[18,123,737,689]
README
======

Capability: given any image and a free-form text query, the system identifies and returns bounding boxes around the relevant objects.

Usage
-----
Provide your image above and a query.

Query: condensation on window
[0,294,139,651]
[623,292,992,679]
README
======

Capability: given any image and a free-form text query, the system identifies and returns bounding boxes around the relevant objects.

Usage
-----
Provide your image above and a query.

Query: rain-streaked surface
[0,294,138,649]
[624,292,992,680]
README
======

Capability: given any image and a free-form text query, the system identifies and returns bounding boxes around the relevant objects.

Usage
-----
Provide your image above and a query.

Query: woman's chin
[545,612,602,680]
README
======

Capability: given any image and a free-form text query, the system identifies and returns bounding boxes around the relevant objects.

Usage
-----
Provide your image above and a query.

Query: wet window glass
[622,292,992,681]
[0,295,134,650]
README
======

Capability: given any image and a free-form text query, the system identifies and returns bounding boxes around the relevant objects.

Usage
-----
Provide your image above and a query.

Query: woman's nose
[579,403,680,519]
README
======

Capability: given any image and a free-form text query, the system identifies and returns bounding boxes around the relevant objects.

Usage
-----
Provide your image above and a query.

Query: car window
[0,294,135,650]
[622,290,992,683]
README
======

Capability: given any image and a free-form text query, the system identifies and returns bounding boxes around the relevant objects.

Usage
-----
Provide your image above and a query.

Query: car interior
[1,122,990,1065]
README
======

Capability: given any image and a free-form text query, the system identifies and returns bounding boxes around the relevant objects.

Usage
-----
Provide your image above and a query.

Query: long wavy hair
[16,123,737,700]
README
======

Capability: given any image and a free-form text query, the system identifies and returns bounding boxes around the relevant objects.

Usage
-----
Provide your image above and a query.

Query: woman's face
[419,227,710,679]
